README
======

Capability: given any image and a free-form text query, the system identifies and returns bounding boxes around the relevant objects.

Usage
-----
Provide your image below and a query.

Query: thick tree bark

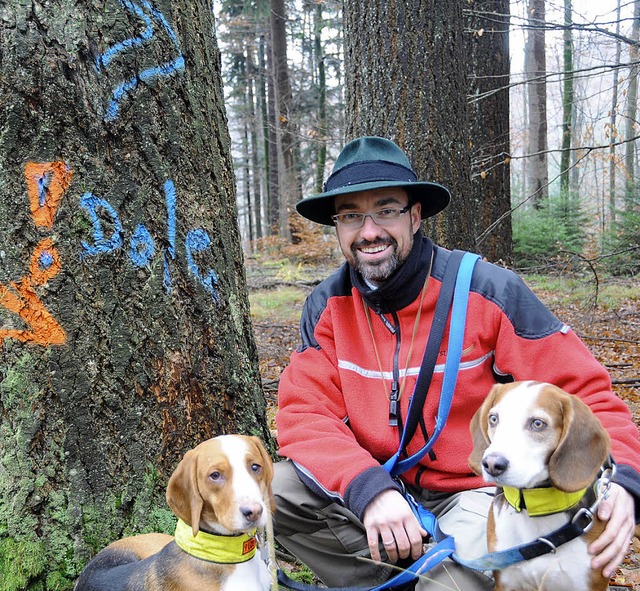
[467,0,512,263]
[342,0,476,251]
[0,0,269,587]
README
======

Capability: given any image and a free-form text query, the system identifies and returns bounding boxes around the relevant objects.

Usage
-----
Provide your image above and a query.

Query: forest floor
[246,257,640,588]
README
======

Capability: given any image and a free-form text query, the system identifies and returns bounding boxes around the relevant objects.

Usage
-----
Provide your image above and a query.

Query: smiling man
[273,137,640,591]
[333,189,419,284]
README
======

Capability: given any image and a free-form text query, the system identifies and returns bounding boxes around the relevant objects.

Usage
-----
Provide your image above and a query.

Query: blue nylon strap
[277,536,455,591]
[384,252,480,477]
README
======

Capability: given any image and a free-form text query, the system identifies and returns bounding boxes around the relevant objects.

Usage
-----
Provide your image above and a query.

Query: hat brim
[296,180,451,226]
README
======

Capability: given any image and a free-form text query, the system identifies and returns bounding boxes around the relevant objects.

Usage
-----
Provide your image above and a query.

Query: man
[273,136,640,590]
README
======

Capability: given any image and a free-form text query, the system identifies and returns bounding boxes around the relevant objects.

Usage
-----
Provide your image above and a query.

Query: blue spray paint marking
[185,229,219,302]
[38,250,54,270]
[97,0,154,69]
[163,179,176,293]
[130,223,155,267]
[79,193,124,257]
[79,181,220,302]
[97,0,185,121]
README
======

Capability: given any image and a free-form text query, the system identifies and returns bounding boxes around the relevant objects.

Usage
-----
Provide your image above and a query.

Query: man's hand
[362,489,427,562]
[589,483,636,578]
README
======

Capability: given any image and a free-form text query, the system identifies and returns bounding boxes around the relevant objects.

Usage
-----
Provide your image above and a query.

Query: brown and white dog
[75,435,275,591]
[468,381,611,591]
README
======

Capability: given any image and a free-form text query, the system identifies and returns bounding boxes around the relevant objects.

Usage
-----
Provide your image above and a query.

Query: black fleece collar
[350,231,434,315]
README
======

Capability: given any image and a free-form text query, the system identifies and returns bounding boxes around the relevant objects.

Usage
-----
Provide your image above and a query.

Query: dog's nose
[240,502,264,523]
[482,453,509,477]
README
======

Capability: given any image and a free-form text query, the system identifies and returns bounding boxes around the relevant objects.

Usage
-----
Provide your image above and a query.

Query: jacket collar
[174,519,257,563]
[350,232,433,315]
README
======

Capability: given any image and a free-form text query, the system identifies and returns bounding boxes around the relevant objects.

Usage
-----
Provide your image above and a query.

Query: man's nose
[359,214,385,239]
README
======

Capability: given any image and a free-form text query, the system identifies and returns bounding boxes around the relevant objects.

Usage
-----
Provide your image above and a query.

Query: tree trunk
[525,0,549,207]
[625,0,640,209]
[265,31,280,234]
[609,0,623,227]
[247,47,264,240]
[560,0,573,198]
[269,0,300,239]
[466,0,512,263]
[0,1,269,587]
[314,0,328,194]
[342,0,476,251]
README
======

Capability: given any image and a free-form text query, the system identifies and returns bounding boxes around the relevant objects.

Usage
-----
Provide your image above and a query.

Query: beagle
[75,434,275,591]
[468,381,611,591]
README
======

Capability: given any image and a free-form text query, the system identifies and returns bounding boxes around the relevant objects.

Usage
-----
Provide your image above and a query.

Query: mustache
[351,238,396,253]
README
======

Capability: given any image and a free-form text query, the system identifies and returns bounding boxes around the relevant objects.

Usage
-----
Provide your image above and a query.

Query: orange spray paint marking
[25,161,72,229]
[0,162,72,346]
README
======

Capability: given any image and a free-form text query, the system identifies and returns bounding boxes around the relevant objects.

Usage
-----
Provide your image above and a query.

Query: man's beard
[351,238,402,284]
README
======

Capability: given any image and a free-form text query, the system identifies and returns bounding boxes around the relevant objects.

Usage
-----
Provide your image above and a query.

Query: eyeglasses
[331,205,411,228]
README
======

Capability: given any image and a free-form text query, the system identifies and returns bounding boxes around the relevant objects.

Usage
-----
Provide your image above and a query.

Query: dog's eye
[209,471,223,482]
[250,463,262,474]
[488,413,498,426]
[530,419,547,431]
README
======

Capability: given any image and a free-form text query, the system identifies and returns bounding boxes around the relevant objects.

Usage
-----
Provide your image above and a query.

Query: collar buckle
[571,507,595,532]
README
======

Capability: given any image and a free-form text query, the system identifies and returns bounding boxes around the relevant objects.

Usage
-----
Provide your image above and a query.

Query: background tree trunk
[314,0,328,194]
[560,0,574,197]
[609,0,623,227]
[525,0,549,207]
[0,0,269,587]
[624,0,640,209]
[467,0,513,263]
[269,0,301,238]
[342,0,477,251]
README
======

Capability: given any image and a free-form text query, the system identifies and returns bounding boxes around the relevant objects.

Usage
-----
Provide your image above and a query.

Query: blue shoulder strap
[384,251,480,477]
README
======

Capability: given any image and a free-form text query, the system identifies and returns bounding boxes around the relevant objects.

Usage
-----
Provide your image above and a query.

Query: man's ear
[411,201,422,233]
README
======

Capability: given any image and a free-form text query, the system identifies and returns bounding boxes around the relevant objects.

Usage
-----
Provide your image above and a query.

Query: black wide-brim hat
[296,136,451,226]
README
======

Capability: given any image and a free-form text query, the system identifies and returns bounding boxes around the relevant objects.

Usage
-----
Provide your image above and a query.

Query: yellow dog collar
[503,485,588,516]
[174,519,258,563]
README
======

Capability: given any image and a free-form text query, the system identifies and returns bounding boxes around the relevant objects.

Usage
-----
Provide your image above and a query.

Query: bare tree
[269,0,301,238]
[560,0,574,196]
[624,0,640,209]
[525,0,549,207]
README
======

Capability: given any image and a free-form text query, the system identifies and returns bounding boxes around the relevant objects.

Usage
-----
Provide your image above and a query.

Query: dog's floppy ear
[249,436,276,513]
[548,388,610,492]
[166,447,205,537]
[468,384,503,475]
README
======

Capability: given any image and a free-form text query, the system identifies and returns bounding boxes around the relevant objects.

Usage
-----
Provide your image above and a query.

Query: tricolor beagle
[469,381,611,591]
[75,434,275,591]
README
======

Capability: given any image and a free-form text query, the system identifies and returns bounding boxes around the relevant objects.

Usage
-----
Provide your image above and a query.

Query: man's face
[334,188,422,285]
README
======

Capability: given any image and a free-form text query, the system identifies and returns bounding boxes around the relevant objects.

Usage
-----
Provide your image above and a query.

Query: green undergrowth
[522,274,638,311]
[249,286,307,323]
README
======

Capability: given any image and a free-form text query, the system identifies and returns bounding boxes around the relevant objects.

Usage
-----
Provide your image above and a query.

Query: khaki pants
[273,460,495,590]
